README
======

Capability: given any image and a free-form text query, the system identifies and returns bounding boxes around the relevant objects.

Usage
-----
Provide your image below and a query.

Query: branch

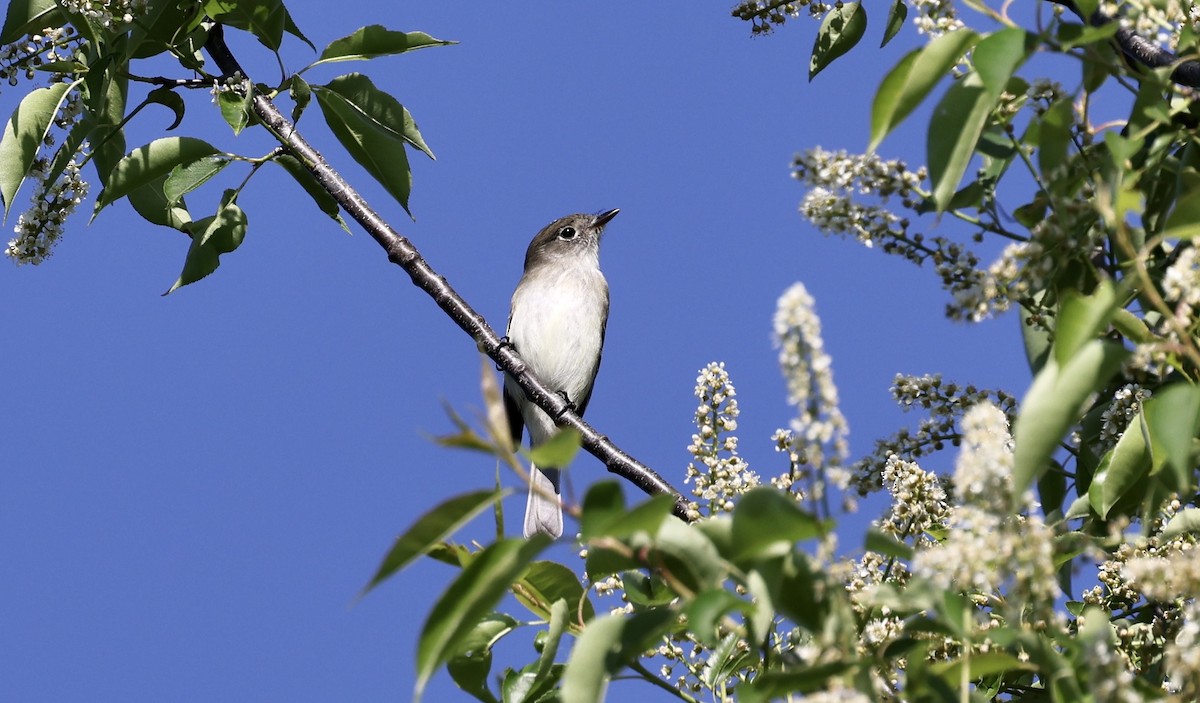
[1050,0,1200,88]
[201,24,691,523]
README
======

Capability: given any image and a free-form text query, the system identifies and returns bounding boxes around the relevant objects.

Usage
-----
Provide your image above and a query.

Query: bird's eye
[557,226,577,240]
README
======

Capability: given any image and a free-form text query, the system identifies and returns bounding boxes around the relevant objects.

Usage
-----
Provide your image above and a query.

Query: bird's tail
[523,465,563,539]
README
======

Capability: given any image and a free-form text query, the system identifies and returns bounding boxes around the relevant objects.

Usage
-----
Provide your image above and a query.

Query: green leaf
[1013,340,1130,502]
[528,427,581,467]
[579,481,625,539]
[927,72,994,213]
[127,174,191,230]
[972,28,1032,97]
[931,652,1035,683]
[217,87,252,135]
[290,74,312,123]
[652,517,727,592]
[416,536,550,701]
[1,0,64,45]
[94,137,222,216]
[1054,280,1120,366]
[273,154,349,232]
[1162,507,1200,540]
[730,488,826,562]
[1144,383,1200,492]
[580,483,672,541]
[203,0,285,51]
[686,589,745,647]
[313,25,454,66]
[165,189,247,294]
[0,81,73,219]
[560,609,676,703]
[881,0,907,47]
[129,0,207,60]
[869,30,979,150]
[744,662,857,698]
[531,600,569,692]
[513,560,595,624]
[865,527,914,560]
[701,632,757,691]
[163,156,228,206]
[1163,170,1200,240]
[447,612,518,703]
[362,489,501,595]
[1038,98,1074,184]
[1088,411,1152,518]
[809,2,866,81]
[144,87,186,131]
[314,74,427,214]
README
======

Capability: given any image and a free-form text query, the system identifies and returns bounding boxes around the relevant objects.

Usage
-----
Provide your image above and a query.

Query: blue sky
[1,3,1033,700]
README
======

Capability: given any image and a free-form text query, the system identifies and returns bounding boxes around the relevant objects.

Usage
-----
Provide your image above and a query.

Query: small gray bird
[504,209,619,539]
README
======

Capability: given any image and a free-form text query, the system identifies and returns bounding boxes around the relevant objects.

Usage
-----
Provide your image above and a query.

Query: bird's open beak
[594,208,620,227]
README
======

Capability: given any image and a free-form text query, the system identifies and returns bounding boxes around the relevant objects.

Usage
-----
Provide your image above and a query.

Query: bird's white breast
[507,257,608,410]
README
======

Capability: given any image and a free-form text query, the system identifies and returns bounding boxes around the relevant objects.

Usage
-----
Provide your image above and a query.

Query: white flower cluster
[794,148,923,250]
[1163,246,1200,322]
[772,283,851,507]
[684,362,759,519]
[1166,601,1200,698]
[60,0,147,30]
[5,89,89,265]
[911,403,1061,612]
[1122,543,1200,602]
[878,454,949,547]
[731,0,831,34]
[1097,384,1150,451]
[909,0,964,38]
[853,373,1016,494]
[0,27,79,88]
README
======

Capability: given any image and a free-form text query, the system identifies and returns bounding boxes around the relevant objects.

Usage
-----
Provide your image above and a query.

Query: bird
[503,208,619,539]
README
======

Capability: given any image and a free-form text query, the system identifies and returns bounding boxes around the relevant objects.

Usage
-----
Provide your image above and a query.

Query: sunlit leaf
[528,427,581,467]
[1162,507,1200,540]
[163,156,228,206]
[809,2,866,81]
[1087,411,1151,518]
[1,0,64,45]
[730,488,826,562]
[94,136,222,216]
[312,25,454,66]
[363,489,502,595]
[314,74,421,214]
[881,0,907,47]
[0,81,74,219]
[869,29,979,150]
[1054,279,1120,365]
[415,536,550,700]
[560,609,676,703]
[1144,382,1200,492]
[203,0,285,51]
[927,72,994,212]
[513,560,595,625]
[165,189,246,293]
[143,87,186,131]
[973,28,1032,96]
[1013,340,1129,502]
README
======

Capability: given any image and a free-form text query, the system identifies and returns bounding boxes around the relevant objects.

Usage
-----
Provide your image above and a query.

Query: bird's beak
[594,208,620,228]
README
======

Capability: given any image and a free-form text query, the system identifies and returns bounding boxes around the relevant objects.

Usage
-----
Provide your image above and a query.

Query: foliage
[9,0,1200,701]
[0,0,449,286]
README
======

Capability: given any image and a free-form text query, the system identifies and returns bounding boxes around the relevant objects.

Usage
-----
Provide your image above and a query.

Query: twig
[201,24,691,522]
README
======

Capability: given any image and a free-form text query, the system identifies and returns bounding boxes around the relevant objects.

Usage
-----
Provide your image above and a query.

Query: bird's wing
[503,384,524,447]
[574,289,609,417]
